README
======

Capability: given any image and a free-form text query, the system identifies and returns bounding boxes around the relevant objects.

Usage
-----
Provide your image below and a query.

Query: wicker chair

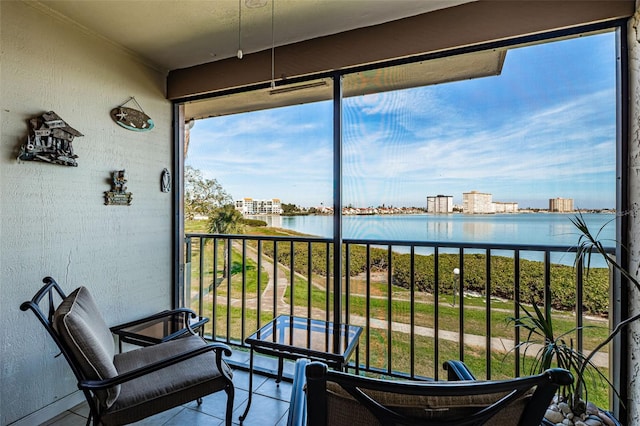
[21,277,235,426]
[287,359,573,426]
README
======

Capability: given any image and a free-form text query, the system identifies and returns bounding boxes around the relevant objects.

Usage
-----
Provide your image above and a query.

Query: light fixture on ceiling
[237,0,243,59]
[245,0,267,8]
[269,81,328,95]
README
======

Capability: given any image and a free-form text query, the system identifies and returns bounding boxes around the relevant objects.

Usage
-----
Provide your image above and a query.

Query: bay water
[256,213,617,267]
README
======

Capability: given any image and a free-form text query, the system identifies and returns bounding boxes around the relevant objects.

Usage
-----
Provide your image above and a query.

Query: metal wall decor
[161,168,171,193]
[105,170,133,206]
[110,96,154,132]
[17,111,83,166]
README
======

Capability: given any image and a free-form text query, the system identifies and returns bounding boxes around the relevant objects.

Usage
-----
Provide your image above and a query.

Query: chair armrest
[442,360,477,381]
[286,359,310,426]
[109,307,198,333]
[79,342,232,390]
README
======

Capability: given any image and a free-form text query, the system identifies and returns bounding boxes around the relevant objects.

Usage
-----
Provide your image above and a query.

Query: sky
[187,31,617,210]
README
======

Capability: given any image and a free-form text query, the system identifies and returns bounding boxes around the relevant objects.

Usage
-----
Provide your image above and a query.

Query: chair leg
[225,383,235,426]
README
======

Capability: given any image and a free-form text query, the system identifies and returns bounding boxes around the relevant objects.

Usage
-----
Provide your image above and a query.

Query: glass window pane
[185,82,334,235]
[341,32,616,246]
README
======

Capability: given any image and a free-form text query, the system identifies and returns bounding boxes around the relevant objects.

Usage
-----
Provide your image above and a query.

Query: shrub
[241,218,267,227]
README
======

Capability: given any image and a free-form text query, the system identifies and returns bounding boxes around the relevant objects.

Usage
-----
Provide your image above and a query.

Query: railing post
[185,236,192,309]
[459,248,465,363]
[332,73,343,352]
[198,237,204,318]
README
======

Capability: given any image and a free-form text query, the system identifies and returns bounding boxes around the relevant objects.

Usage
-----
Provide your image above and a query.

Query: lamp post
[452,267,460,306]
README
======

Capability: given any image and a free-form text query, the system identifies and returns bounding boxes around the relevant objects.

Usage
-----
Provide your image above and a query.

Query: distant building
[463,191,495,214]
[495,202,518,213]
[549,197,574,212]
[235,198,282,215]
[427,195,453,213]
[462,191,519,214]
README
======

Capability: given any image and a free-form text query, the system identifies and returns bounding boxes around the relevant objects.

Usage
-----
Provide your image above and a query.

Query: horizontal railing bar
[186,232,331,244]
[186,232,614,254]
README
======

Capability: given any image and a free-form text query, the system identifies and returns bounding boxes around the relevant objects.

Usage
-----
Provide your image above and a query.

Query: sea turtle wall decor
[110,96,154,132]
[17,111,83,166]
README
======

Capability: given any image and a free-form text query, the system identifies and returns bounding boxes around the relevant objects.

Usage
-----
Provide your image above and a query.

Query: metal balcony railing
[184,233,615,392]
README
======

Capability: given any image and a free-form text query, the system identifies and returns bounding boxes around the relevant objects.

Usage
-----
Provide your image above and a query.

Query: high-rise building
[235,198,282,215]
[549,197,574,212]
[463,191,495,214]
[427,195,453,213]
[495,202,519,213]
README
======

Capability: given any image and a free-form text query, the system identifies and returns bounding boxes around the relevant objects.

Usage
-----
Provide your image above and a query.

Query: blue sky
[188,31,617,209]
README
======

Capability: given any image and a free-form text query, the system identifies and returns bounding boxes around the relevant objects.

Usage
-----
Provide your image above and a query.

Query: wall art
[105,170,133,206]
[110,97,154,132]
[17,111,83,166]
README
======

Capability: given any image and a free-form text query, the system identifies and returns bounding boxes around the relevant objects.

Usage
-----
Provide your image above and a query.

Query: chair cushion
[102,335,232,425]
[53,286,119,408]
[325,381,529,426]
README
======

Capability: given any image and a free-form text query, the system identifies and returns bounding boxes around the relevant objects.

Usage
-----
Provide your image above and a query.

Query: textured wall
[628,3,640,424]
[0,2,172,424]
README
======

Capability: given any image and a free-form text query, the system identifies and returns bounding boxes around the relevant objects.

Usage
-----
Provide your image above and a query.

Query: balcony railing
[184,232,615,402]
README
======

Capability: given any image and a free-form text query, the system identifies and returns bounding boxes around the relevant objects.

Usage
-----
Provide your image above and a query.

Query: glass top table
[240,315,362,422]
[110,310,209,352]
[246,315,362,366]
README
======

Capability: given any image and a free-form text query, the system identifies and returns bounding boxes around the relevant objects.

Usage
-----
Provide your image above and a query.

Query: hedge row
[240,218,267,227]
[259,241,610,316]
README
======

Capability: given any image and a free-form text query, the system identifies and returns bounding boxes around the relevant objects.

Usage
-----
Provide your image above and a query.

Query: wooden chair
[21,277,235,426]
[287,359,573,426]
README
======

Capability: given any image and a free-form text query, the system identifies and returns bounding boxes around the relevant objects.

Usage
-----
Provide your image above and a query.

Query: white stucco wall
[628,3,640,424]
[0,2,173,424]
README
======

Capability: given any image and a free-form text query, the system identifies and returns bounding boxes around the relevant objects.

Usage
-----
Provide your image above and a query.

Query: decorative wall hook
[110,97,154,132]
[161,168,171,193]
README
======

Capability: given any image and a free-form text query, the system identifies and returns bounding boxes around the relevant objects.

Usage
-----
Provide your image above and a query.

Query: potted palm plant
[509,212,640,426]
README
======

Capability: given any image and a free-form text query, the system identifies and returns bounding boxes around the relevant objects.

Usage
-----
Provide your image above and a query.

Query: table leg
[239,347,254,422]
[276,356,284,385]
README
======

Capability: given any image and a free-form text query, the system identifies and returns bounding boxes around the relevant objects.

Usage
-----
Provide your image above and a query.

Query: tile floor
[41,351,295,426]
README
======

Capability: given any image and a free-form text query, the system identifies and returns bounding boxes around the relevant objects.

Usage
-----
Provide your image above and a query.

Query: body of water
[254,213,618,267]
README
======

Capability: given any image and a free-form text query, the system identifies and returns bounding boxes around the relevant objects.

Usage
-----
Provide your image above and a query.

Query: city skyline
[187,31,617,210]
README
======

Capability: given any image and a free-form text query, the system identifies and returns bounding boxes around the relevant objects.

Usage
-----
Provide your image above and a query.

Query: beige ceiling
[185,48,507,120]
[35,0,474,73]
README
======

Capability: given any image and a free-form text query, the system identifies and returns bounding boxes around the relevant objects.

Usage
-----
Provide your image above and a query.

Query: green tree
[208,204,244,234]
[208,204,244,277]
[184,165,232,220]
[281,203,299,215]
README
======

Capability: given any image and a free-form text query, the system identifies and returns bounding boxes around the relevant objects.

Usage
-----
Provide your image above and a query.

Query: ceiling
[185,48,507,120]
[36,0,474,73]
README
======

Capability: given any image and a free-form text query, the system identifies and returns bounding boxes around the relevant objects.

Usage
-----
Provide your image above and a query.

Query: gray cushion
[53,286,119,408]
[103,335,232,425]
